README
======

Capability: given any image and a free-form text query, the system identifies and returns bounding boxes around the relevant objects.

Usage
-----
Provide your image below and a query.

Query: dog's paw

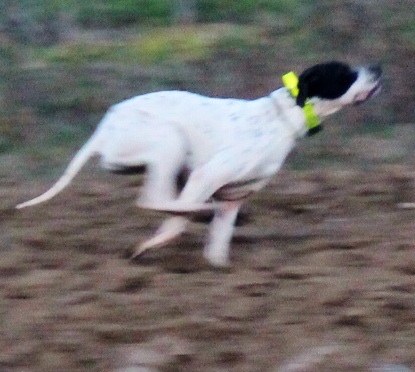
[131,217,188,259]
[137,200,222,215]
[203,249,230,269]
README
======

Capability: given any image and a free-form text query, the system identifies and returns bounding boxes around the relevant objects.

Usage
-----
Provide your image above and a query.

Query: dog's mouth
[367,83,382,99]
[353,83,382,105]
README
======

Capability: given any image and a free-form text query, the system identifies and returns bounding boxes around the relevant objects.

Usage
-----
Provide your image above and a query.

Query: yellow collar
[282,71,321,135]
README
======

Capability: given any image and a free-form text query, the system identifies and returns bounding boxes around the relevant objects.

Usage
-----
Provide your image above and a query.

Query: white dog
[17,61,382,266]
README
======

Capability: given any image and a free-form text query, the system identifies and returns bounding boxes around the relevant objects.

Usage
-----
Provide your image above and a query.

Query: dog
[17,61,382,266]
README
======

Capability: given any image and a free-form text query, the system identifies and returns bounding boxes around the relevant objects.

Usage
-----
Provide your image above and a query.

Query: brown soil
[2,166,415,371]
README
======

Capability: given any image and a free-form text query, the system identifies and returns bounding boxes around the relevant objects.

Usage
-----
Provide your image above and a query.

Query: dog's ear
[297,70,317,107]
[296,81,308,107]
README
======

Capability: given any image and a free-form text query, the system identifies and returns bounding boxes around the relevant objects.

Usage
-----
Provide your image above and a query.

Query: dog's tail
[16,133,101,209]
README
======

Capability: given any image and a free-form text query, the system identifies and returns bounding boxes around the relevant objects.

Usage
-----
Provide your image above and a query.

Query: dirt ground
[2,164,415,371]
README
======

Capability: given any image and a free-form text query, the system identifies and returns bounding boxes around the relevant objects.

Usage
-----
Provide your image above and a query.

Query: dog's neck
[269,88,323,138]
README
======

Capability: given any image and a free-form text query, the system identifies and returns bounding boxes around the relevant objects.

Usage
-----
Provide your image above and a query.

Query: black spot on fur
[297,61,358,107]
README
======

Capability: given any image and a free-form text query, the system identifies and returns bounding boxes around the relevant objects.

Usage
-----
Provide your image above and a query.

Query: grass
[12,0,311,30]
[31,24,264,66]
[77,0,173,27]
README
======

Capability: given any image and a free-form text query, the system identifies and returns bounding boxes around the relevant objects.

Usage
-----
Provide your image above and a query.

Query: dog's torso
[99,89,306,192]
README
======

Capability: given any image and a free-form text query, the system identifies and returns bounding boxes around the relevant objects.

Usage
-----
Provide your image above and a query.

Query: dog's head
[297,61,382,117]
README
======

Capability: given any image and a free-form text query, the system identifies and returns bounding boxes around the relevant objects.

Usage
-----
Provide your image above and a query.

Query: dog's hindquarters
[16,100,189,209]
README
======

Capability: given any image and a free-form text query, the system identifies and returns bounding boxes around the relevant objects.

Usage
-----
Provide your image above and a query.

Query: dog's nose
[368,64,382,79]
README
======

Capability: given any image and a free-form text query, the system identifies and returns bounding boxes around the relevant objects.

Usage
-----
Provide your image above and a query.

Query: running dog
[17,61,382,266]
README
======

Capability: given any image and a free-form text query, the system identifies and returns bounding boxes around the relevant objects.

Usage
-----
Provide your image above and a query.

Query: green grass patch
[31,24,263,66]
[77,0,173,27]
[196,0,308,23]
[11,0,310,28]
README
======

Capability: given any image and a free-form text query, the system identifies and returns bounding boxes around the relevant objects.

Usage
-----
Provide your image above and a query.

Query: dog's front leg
[135,156,240,260]
[204,201,241,267]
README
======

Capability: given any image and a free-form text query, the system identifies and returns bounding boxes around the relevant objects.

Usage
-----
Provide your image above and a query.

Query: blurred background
[2,1,415,371]
[1,0,414,175]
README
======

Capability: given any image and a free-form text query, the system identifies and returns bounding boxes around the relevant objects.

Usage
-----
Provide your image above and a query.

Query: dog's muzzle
[354,82,382,106]
[354,64,382,105]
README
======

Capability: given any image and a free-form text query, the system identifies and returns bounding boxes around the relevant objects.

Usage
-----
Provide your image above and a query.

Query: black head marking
[296,61,358,107]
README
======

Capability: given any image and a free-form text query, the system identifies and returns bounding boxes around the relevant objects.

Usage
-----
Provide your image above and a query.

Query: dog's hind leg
[136,126,188,205]
[139,161,183,205]
[133,216,188,257]
[132,131,190,258]
[132,160,190,258]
